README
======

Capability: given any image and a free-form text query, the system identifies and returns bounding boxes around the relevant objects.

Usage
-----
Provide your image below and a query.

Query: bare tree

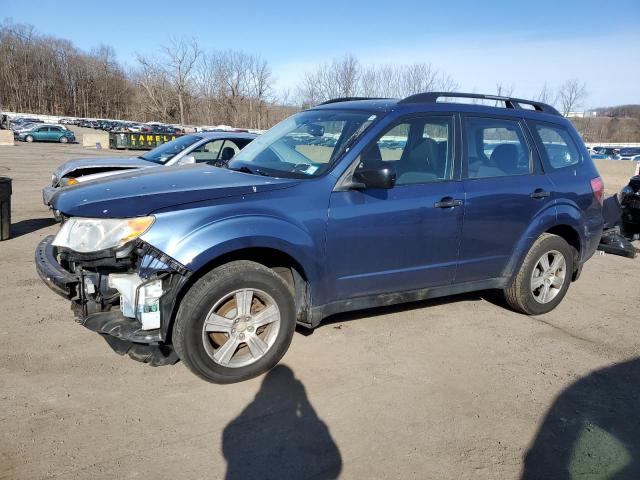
[160,37,201,125]
[134,54,176,122]
[558,79,588,116]
[0,20,130,119]
[495,82,514,97]
[297,54,361,106]
[536,82,556,105]
[300,56,458,105]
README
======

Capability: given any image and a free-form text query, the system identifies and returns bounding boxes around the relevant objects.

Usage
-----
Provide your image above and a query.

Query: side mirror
[181,154,196,165]
[351,165,396,189]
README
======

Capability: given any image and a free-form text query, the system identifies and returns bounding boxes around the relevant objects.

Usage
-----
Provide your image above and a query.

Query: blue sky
[4,0,639,107]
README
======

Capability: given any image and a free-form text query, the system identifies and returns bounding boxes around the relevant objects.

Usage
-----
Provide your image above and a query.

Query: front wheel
[59,136,68,143]
[25,135,34,143]
[173,260,296,383]
[503,233,575,315]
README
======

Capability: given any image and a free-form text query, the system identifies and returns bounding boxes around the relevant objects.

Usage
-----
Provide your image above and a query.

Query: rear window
[534,124,581,169]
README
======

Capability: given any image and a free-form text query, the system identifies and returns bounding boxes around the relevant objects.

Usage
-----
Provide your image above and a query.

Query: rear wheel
[504,233,574,315]
[173,260,296,383]
[25,135,34,143]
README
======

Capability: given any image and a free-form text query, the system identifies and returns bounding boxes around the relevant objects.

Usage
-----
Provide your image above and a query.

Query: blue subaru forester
[36,92,604,383]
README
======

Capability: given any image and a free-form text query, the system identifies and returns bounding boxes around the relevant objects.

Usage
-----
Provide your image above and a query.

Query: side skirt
[302,277,510,329]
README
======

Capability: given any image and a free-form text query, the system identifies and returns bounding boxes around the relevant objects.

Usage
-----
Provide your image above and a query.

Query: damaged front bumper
[35,235,190,365]
[42,186,57,206]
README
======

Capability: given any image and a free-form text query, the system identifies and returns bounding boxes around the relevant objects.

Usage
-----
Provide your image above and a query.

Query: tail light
[590,177,604,206]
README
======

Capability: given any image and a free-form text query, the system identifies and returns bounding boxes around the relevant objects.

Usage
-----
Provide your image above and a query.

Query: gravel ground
[1,129,639,479]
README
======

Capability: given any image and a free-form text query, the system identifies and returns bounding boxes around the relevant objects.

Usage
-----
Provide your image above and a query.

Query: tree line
[2,19,631,140]
[0,22,131,120]
[0,21,294,128]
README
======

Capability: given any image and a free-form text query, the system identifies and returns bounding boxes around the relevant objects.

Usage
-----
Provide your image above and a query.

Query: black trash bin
[0,176,12,240]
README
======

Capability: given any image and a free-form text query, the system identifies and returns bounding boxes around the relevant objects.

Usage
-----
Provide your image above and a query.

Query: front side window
[192,139,224,163]
[139,134,202,164]
[535,124,581,169]
[465,117,531,178]
[227,110,378,179]
[361,116,453,185]
[219,139,246,162]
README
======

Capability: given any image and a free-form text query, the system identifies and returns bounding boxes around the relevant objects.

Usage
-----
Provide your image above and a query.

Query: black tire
[25,135,34,143]
[173,260,296,384]
[504,233,575,315]
[59,136,68,143]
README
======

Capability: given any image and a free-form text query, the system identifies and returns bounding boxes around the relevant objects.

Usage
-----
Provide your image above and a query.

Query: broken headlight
[53,216,155,253]
[59,177,79,186]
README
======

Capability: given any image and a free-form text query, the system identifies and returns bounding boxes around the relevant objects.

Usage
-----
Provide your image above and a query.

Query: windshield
[227,110,378,178]
[139,134,201,164]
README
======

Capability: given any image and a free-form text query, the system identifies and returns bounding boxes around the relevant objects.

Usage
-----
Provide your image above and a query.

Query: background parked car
[12,121,41,133]
[592,146,620,158]
[43,131,257,205]
[16,124,75,143]
[10,117,40,131]
[618,147,640,160]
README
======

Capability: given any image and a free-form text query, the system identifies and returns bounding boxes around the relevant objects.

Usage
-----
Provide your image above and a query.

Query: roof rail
[398,92,561,116]
[317,97,389,106]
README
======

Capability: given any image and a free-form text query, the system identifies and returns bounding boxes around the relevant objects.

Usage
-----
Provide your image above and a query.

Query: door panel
[327,182,464,299]
[457,115,555,283]
[35,127,48,141]
[458,175,554,282]
[326,114,462,300]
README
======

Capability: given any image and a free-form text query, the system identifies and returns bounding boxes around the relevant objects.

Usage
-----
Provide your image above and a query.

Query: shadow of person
[222,365,342,480]
[522,358,640,479]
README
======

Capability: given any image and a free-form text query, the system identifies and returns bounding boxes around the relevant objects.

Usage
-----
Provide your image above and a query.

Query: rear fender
[503,202,586,282]
[555,201,589,261]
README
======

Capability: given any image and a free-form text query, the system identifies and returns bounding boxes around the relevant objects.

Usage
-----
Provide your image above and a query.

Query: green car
[16,125,76,143]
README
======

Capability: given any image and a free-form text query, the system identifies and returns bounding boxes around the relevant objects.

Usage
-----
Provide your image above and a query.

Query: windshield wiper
[227,165,268,176]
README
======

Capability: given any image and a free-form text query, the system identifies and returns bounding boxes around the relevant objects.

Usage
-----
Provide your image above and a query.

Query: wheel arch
[504,208,584,283]
[165,246,313,343]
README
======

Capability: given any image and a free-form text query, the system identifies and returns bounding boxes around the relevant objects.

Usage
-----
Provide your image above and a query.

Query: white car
[43,132,257,207]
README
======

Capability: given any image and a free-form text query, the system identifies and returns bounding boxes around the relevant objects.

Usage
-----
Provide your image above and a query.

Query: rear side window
[535,124,581,169]
[464,117,531,179]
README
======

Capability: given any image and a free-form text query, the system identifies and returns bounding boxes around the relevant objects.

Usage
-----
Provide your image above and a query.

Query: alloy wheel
[201,288,281,368]
[530,250,567,304]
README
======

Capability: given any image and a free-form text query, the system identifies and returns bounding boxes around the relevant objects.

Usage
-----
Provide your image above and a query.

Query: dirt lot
[1,129,639,479]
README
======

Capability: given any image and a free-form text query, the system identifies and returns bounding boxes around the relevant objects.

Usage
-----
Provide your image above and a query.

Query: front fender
[145,213,323,292]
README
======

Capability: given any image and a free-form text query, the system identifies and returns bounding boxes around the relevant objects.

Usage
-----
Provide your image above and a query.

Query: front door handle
[530,189,551,199]
[434,197,463,208]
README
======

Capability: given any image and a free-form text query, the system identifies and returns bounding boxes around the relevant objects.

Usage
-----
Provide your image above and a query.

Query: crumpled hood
[53,157,155,178]
[51,163,299,217]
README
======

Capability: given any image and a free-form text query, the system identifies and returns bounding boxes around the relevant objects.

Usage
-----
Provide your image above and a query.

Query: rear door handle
[434,197,463,208]
[530,189,551,199]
